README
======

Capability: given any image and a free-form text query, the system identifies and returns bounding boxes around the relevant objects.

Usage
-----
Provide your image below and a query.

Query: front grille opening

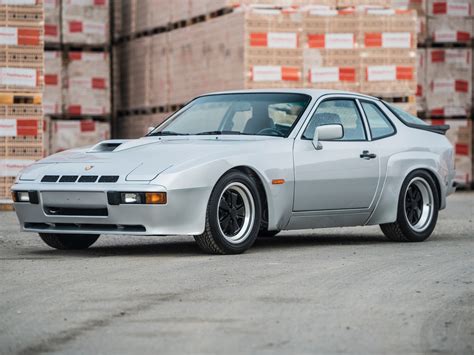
[78,175,98,183]
[24,222,146,233]
[98,175,119,183]
[44,206,108,217]
[59,175,79,183]
[42,175,59,183]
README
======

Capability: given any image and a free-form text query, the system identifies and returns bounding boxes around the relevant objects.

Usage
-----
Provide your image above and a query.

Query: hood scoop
[88,140,129,153]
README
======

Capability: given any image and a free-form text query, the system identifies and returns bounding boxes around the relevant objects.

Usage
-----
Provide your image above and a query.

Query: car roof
[201,88,380,101]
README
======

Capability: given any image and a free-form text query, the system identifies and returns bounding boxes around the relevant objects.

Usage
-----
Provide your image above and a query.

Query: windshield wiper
[149,131,189,136]
[196,130,242,135]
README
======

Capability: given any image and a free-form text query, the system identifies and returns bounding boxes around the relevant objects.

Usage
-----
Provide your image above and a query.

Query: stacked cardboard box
[49,119,110,153]
[117,113,169,139]
[43,50,62,115]
[416,48,425,112]
[425,48,472,117]
[64,51,110,116]
[427,118,472,185]
[359,8,417,97]
[427,0,472,44]
[44,0,59,44]
[391,0,427,44]
[0,0,43,201]
[303,8,361,92]
[62,0,109,45]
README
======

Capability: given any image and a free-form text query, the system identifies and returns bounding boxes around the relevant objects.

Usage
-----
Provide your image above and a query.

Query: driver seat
[243,102,275,134]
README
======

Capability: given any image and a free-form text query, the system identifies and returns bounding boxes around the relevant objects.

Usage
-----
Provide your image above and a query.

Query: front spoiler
[12,182,211,236]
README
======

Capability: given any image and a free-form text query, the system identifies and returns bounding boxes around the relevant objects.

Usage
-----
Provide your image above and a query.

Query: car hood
[20,136,278,182]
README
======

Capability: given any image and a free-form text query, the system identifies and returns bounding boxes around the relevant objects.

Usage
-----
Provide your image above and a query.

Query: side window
[303,99,366,141]
[361,101,395,139]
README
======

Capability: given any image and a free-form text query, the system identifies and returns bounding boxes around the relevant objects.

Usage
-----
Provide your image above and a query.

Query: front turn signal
[145,192,167,204]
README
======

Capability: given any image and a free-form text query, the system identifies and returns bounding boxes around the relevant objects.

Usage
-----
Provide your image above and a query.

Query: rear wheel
[194,170,262,254]
[39,233,100,250]
[380,170,439,242]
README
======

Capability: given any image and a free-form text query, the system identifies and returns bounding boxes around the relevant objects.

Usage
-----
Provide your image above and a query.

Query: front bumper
[12,182,211,236]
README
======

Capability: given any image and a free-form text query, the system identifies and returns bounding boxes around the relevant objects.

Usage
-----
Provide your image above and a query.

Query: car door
[293,97,381,212]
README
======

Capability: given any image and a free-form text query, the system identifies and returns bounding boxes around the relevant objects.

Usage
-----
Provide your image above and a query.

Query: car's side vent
[59,175,79,183]
[41,175,59,183]
[78,175,98,183]
[98,175,119,183]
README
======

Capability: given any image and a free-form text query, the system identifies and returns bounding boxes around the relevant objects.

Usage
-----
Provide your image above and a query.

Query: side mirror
[312,124,343,150]
[147,126,155,134]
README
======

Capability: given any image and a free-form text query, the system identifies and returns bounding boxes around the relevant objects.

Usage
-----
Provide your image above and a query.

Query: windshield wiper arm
[196,130,242,135]
[149,131,189,136]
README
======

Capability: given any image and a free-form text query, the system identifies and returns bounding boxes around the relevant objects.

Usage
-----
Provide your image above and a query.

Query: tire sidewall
[207,171,262,253]
[397,170,439,242]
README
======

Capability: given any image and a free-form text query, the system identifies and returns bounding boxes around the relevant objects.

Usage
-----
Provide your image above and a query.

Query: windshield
[385,102,428,126]
[148,93,311,137]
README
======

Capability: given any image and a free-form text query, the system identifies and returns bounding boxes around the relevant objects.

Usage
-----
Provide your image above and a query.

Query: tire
[194,170,262,254]
[380,170,439,242]
[259,230,280,238]
[39,233,100,250]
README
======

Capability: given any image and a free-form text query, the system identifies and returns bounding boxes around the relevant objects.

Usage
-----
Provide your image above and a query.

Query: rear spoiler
[382,102,450,135]
[410,124,450,135]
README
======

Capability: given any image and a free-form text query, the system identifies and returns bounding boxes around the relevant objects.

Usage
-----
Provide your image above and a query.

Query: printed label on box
[432,79,455,93]
[325,34,354,49]
[0,27,18,46]
[0,68,37,87]
[367,66,396,81]
[0,0,37,4]
[309,67,356,83]
[382,32,411,48]
[308,33,354,49]
[267,32,298,49]
[252,66,299,82]
[433,30,456,43]
[0,159,35,177]
[432,1,471,16]
[310,67,339,83]
[0,119,16,137]
[83,21,106,35]
[68,0,107,6]
[252,66,281,82]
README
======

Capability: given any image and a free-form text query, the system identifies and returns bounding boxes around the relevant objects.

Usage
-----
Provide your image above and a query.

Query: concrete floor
[0,192,473,355]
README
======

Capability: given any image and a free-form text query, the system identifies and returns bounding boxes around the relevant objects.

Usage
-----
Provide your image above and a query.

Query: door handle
[360,150,377,159]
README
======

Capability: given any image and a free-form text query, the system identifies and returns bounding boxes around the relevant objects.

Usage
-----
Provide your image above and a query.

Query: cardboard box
[44,0,59,43]
[64,51,110,115]
[117,113,169,139]
[427,17,472,44]
[62,0,109,45]
[416,48,426,112]
[427,118,472,185]
[426,48,472,117]
[43,50,62,115]
[426,0,473,16]
[49,119,110,153]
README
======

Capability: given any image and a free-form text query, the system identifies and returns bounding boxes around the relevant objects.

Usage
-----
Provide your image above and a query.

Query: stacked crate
[43,0,111,155]
[49,118,109,153]
[0,0,44,201]
[44,0,59,44]
[416,0,473,186]
[302,8,361,93]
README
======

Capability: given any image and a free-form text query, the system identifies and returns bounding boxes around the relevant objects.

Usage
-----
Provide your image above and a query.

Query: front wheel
[194,170,262,254]
[39,233,100,250]
[380,170,439,242]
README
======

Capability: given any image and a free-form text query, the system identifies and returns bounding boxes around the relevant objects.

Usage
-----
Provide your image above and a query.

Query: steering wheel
[257,128,284,137]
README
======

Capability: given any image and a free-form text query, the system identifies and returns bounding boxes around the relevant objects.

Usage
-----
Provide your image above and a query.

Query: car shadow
[24,233,390,258]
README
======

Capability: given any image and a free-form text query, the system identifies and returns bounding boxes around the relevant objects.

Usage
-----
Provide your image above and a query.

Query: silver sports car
[12,89,456,254]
